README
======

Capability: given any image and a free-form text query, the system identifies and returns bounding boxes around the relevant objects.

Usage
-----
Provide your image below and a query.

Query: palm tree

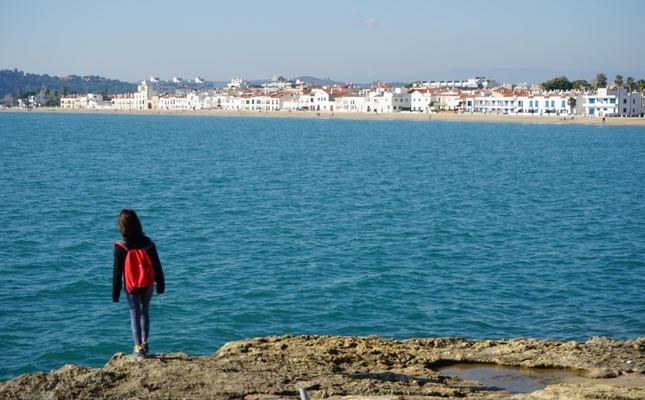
[567,97,577,114]
[611,75,625,116]
[637,79,645,92]
[595,73,607,88]
[625,77,635,92]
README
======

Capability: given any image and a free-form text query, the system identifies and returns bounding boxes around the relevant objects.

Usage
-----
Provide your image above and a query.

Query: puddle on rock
[439,363,586,394]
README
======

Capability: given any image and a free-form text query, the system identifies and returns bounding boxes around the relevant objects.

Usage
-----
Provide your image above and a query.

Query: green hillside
[0,69,137,102]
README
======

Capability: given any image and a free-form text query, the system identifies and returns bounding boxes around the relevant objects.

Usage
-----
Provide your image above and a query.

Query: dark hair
[118,209,143,240]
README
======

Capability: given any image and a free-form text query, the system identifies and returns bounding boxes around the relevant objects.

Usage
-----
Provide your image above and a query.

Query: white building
[262,76,296,90]
[111,94,137,110]
[79,93,104,108]
[409,90,432,112]
[391,90,412,112]
[309,89,331,111]
[423,77,495,90]
[139,76,215,94]
[434,91,464,112]
[584,88,642,117]
[366,90,411,113]
[473,91,516,114]
[157,93,189,109]
[239,91,292,111]
[470,90,583,115]
[283,92,306,111]
[134,85,158,109]
[288,89,331,111]
[227,78,249,90]
[334,92,367,112]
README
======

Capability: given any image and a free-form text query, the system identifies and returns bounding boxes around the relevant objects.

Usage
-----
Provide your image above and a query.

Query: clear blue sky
[2,0,644,84]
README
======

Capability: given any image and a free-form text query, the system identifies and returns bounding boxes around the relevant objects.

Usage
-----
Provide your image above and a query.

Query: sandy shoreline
[5,106,645,126]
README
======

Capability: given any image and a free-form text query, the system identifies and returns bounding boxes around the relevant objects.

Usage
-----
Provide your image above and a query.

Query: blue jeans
[126,286,153,347]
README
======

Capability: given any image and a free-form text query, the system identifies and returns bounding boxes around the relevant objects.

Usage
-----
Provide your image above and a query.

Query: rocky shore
[1,335,644,399]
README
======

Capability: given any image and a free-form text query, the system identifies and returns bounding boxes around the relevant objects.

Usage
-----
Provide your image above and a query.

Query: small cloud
[350,10,379,29]
[363,17,378,29]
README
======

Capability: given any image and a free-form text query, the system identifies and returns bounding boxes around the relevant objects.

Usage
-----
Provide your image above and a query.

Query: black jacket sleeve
[112,243,127,302]
[147,244,165,295]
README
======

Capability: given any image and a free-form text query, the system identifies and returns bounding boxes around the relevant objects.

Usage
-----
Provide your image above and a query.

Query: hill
[294,76,410,88]
[0,69,138,99]
[294,76,346,86]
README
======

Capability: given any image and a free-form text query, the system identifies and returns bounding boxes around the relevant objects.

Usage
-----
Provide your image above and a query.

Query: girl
[113,209,165,359]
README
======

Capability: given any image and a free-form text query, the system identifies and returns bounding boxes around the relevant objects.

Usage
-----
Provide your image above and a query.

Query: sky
[2,0,644,85]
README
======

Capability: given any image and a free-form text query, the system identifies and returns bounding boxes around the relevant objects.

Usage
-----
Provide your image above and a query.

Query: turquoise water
[0,112,643,381]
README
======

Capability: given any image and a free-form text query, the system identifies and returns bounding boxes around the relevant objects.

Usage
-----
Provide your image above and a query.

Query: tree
[637,79,645,92]
[625,77,635,92]
[1,93,13,106]
[404,81,421,89]
[595,73,607,88]
[614,75,623,89]
[0,69,138,100]
[567,97,577,113]
[540,76,572,91]
[572,80,591,91]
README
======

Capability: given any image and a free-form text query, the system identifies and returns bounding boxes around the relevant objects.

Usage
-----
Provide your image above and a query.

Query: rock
[587,369,620,379]
[1,335,644,399]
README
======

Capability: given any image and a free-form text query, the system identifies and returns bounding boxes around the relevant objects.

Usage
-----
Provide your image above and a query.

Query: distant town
[17,75,645,118]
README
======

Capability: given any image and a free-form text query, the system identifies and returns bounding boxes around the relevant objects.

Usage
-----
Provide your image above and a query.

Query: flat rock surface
[1,335,644,399]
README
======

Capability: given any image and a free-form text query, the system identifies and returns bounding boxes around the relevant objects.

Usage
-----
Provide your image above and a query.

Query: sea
[0,112,643,382]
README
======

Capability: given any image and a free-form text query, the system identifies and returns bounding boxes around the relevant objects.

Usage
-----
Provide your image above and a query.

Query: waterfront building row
[59,78,644,117]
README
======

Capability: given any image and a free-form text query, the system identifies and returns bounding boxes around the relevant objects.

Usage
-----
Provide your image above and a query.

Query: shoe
[131,346,145,360]
[142,342,149,355]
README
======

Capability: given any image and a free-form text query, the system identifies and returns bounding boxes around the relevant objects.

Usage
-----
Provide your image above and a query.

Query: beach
[6,106,645,126]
